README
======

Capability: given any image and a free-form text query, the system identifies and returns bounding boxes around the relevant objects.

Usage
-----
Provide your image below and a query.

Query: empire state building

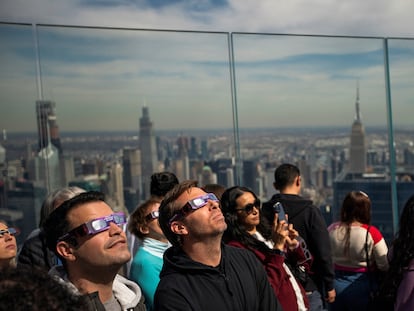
[139,106,158,199]
[349,86,367,174]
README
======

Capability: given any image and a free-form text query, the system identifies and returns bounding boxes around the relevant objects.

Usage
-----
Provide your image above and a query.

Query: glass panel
[0,23,42,242]
[232,34,395,242]
[36,26,233,215]
[388,38,414,224]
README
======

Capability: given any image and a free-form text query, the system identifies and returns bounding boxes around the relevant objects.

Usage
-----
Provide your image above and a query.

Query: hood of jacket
[160,245,224,278]
[49,265,143,310]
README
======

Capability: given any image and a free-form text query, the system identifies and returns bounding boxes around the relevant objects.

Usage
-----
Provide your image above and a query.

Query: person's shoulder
[363,224,385,243]
[327,221,341,231]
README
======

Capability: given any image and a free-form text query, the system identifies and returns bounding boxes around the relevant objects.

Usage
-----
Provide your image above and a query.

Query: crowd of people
[1,165,414,310]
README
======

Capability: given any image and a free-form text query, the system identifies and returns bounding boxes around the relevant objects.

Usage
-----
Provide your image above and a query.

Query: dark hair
[340,191,371,256]
[380,195,414,300]
[158,180,198,247]
[150,172,179,198]
[274,163,300,191]
[128,198,160,239]
[43,191,105,258]
[0,267,87,310]
[202,183,226,200]
[221,186,272,253]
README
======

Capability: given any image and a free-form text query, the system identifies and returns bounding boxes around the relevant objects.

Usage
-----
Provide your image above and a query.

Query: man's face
[66,201,131,271]
[174,187,227,240]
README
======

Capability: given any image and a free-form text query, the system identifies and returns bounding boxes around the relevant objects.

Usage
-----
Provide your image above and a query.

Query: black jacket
[154,244,282,311]
[17,228,58,271]
[263,193,335,294]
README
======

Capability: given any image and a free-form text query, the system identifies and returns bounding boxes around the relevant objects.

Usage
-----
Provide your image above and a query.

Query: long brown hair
[340,191,371,256]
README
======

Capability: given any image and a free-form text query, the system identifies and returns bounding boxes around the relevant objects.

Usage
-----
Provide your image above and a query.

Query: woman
[379,194,414,310]
[328,191,389,310]
[0,220,18,270]
[128,198,170,311]
[221,186,309,311]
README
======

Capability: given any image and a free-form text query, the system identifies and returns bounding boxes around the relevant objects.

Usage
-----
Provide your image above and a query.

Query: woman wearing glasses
[0,220,18,270]
[128,199,170,311]
[328,191,389,311]
[221,186,309,311]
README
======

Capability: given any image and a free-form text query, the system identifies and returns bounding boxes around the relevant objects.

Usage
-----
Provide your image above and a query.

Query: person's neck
[68,268,117,303]
[182,237,222,267]
[280,187,300,195]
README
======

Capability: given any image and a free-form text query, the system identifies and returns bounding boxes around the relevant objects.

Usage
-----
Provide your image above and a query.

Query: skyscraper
[36,100,62,154]
[139,106,158,200]
[349,85,367,174]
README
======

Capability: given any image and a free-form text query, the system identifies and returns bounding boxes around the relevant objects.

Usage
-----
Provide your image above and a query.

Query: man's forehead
[177,187,205,204]
[68,201,113,224]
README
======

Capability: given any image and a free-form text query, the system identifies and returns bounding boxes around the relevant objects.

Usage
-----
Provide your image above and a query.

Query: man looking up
[263,163,335,310]
[154,180,282,311]
[44,191,146,311]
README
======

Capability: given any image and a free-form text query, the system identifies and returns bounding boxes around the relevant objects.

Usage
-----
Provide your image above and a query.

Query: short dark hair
[43,191,105,257]
[0,267,87,310]
[274,163,300,190]
[128,198,160,239]
[150,172,179,197]
[158,180,198,247]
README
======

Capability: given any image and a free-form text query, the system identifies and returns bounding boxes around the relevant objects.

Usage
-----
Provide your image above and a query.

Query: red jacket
[228,240,309,311]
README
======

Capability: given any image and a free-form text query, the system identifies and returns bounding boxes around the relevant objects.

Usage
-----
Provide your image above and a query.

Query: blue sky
[0,1,414,132]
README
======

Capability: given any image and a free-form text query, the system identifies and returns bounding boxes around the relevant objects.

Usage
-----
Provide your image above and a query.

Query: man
[154,180,282,311]
[44,191,146,311]
[262,163,335,311]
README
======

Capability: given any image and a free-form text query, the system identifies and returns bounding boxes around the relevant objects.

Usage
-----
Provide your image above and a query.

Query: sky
[2,0,414,37]
[1,1,414,133]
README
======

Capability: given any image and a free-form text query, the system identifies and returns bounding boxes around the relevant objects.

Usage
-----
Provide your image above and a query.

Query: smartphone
[273,202,287,222]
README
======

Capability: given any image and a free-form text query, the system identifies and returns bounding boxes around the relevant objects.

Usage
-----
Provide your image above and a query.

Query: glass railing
[0,22,413,244]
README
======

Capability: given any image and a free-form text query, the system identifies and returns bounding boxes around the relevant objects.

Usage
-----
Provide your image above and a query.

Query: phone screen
[273,202,287,222]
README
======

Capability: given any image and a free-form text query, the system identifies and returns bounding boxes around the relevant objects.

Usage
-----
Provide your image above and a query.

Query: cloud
[1,0,414,37]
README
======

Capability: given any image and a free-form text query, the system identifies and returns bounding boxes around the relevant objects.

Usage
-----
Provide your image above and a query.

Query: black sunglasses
[235,199,261,214]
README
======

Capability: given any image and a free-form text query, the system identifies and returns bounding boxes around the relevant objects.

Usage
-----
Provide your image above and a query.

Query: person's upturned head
[128,199,166,242]
[0,220,18,270]
[150,172,179,199]
[158,180,226,247]
[44,191,130,271]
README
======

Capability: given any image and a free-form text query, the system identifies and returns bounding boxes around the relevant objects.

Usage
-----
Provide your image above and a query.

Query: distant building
[349,86,367,174]
[139,106,158,200]
[332,86,413,243]
[36,100,62,154]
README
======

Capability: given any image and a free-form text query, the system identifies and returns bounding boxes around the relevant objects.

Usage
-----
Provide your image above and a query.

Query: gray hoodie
[49,266,146,311]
